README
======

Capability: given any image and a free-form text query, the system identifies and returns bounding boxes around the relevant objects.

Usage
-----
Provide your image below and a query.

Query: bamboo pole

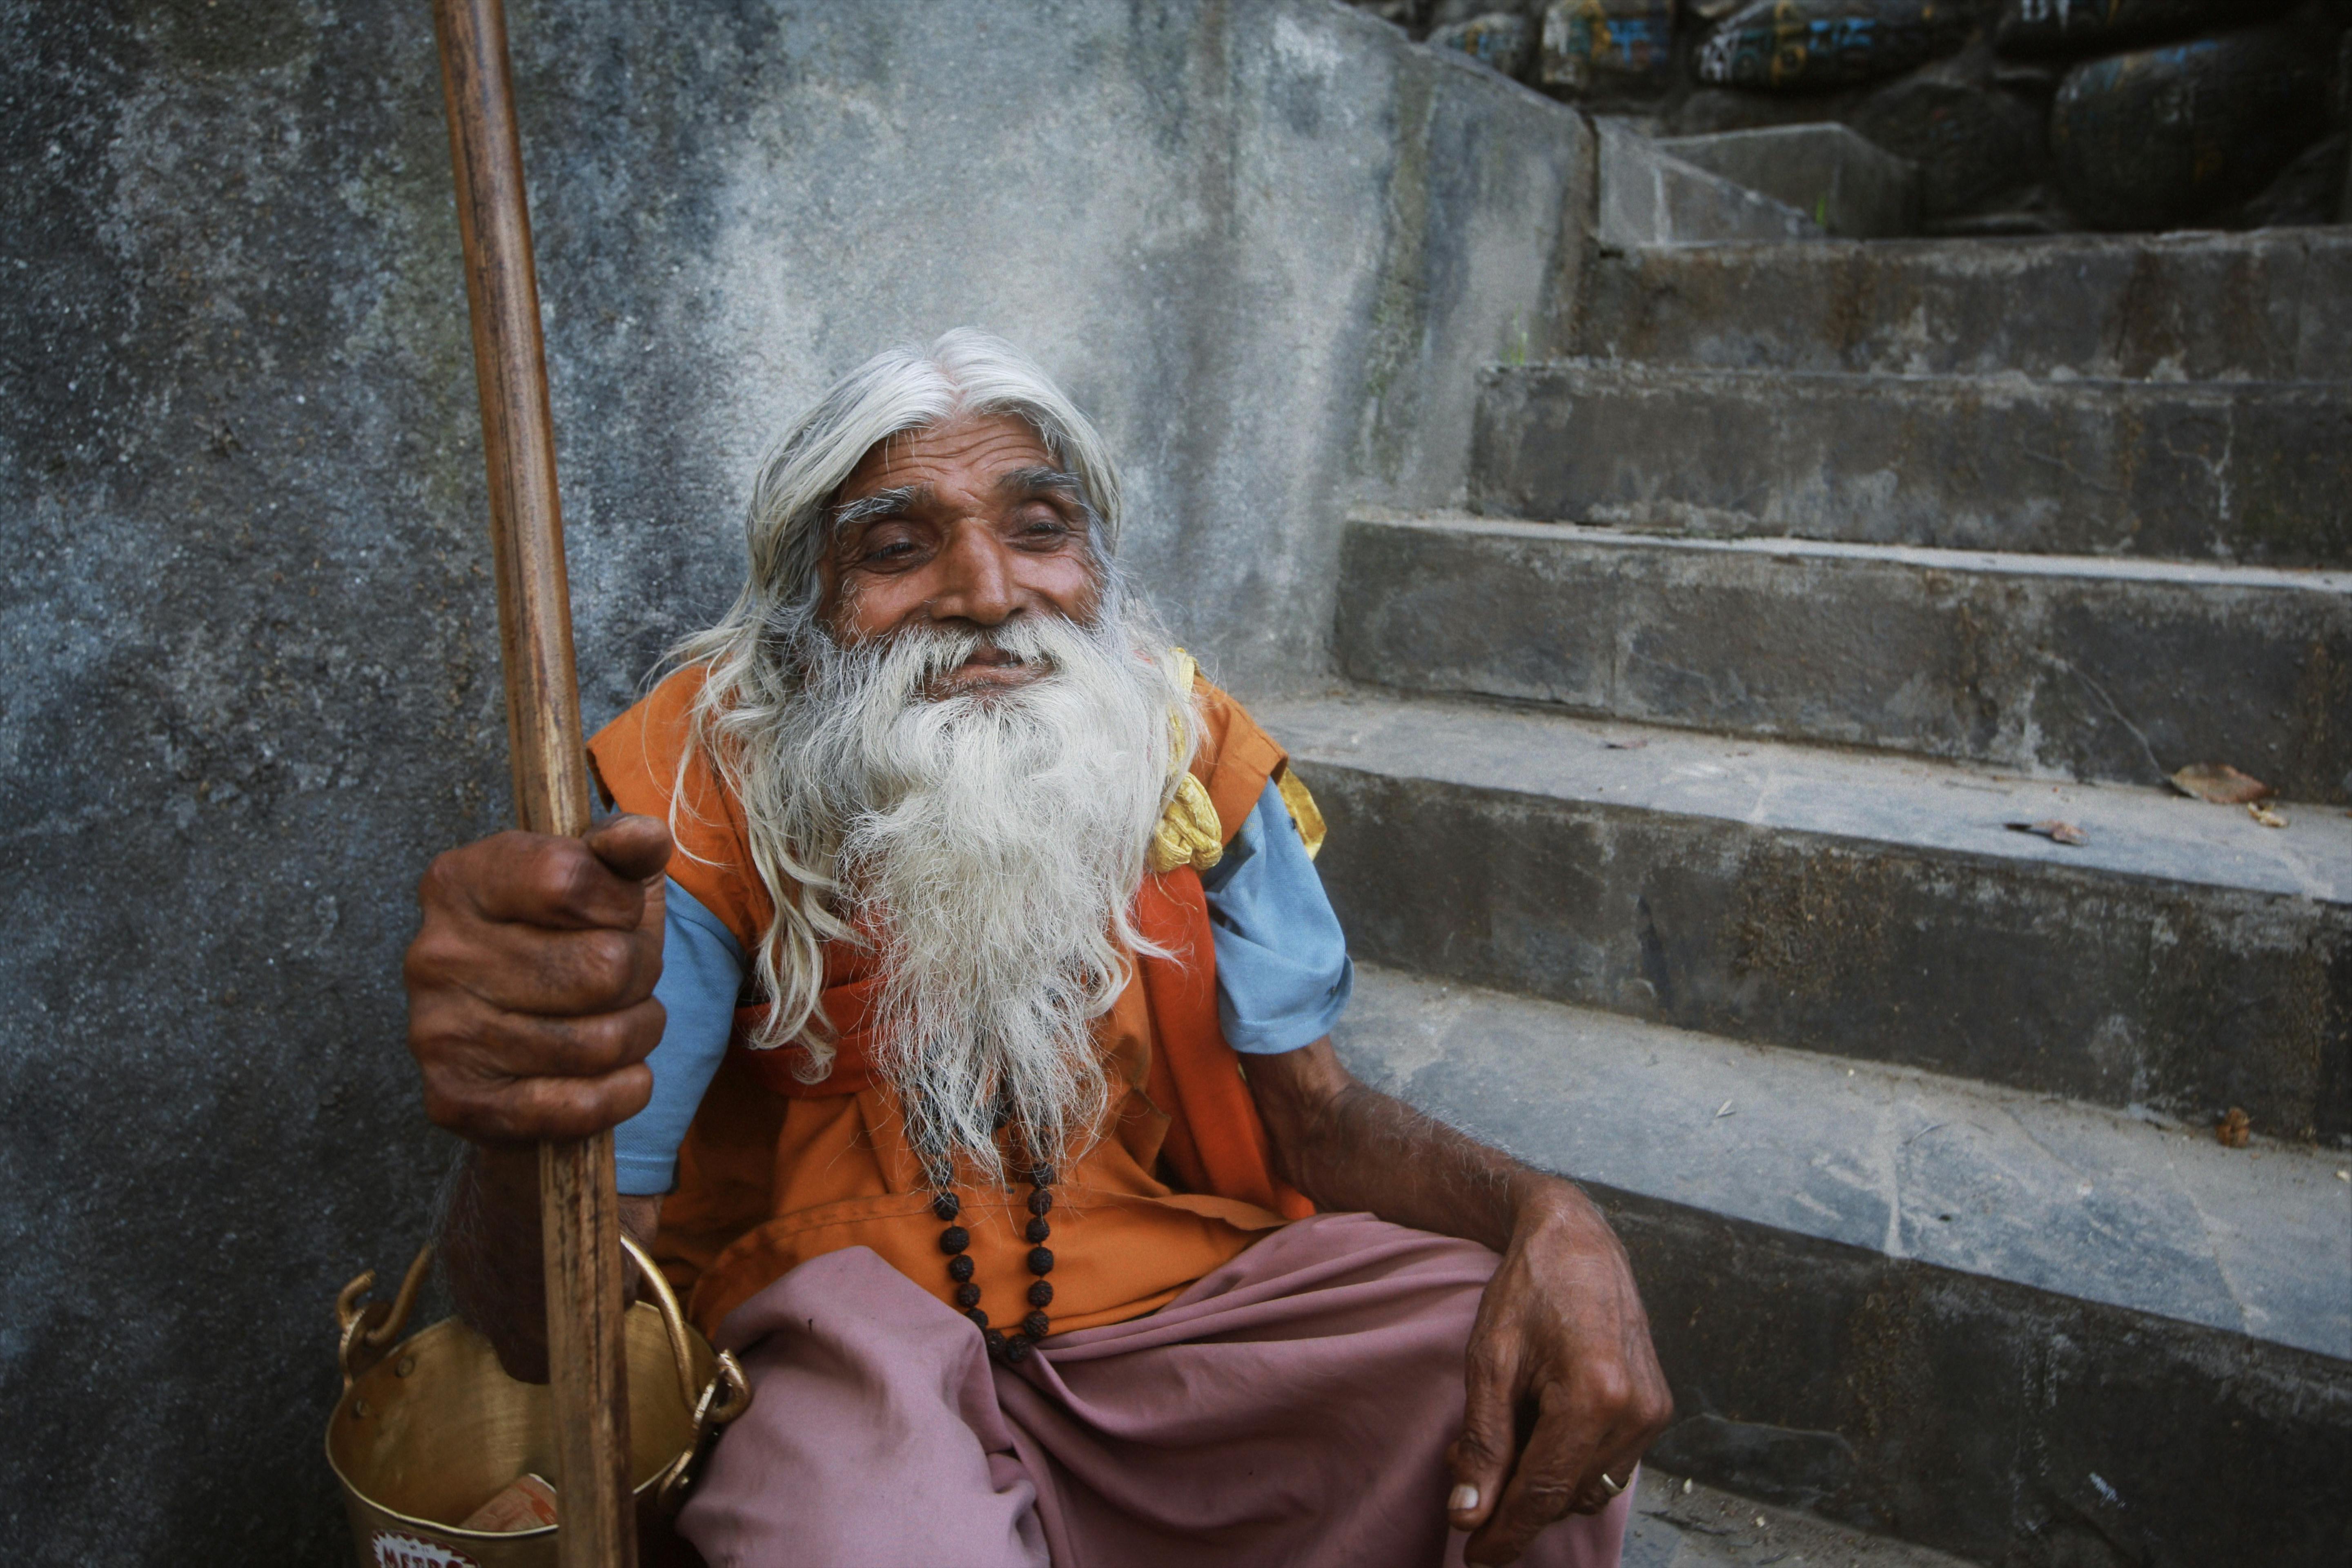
[429,1,635,1561]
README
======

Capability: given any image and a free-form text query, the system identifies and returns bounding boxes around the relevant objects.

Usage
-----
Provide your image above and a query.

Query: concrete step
[1575,228,2352,382]
[1597,119,1826,249]
[1257,687,2352,1144]
[1333,514,2352,802]
[1469,360,2352,567]
[1655,125,1919,241]
[1331,963,2352,1568]
[1625,1468,1976,1568]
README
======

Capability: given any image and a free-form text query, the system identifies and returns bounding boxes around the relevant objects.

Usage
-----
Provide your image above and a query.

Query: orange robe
[587,665,1316,1341]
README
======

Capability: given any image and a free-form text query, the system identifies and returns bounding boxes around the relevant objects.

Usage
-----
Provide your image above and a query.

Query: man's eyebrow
[994,467,1085,500]
[831,484,930,531]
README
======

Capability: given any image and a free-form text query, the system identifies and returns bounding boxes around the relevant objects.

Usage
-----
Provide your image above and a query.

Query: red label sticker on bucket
[370,1534,481,1568]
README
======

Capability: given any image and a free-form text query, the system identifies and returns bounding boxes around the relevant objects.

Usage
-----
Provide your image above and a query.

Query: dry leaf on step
[2247,802,2287,829]
[2169,763,2272,804]
[2006,819,2086,846]
[2215,1108,2252,1149]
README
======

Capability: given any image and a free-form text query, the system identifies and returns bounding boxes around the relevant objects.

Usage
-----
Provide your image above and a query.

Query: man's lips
[925,646,1041,696]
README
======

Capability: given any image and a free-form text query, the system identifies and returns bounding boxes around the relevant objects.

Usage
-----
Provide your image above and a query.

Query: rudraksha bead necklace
[933,1160,1057,1365]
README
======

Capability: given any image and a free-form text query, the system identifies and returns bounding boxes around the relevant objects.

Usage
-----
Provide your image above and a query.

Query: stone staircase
[1276,218,2352,1565]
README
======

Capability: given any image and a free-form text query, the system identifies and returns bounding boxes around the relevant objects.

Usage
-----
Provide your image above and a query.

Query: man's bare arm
[404,813,674,1379]
[1247,1039,1671,1568]
[440,1146,664,1381]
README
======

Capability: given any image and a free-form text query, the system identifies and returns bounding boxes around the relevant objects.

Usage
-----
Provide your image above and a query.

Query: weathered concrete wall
[0,1,1590,1557]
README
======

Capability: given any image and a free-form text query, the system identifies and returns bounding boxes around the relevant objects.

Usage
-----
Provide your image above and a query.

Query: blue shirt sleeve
[1198,776,1353,1055]
[613,879,745,1196]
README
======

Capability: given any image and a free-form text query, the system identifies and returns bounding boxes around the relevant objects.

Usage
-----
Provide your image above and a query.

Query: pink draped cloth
[677,1211,1632,1568]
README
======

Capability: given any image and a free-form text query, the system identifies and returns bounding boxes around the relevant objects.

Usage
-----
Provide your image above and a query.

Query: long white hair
[668,331,1190,1173]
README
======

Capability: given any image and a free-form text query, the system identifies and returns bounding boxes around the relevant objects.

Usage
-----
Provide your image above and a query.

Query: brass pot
[325,1237,749,1568]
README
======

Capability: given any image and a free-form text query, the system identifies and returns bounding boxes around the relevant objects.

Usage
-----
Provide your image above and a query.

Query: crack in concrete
[2160,1139,2262,1340]
[2032,647,2167,782]
[2021,445,2126,499]
[2007,1103,2093,1186]
[1871,1089,1909,1262]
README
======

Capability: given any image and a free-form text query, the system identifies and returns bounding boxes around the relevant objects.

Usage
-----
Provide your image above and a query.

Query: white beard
[770,607,1182,1185]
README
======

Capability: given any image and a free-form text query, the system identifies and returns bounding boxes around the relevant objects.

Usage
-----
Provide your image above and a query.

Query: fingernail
[1448,1484,1480,1513]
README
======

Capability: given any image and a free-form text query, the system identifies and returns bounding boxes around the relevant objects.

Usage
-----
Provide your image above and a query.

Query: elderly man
[405,331,1669,1568]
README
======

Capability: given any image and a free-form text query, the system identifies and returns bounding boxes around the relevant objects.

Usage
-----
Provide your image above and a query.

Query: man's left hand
[1445,1176,1673,1565]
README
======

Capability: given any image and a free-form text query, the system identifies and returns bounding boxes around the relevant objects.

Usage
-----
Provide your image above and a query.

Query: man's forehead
[839,412,1059,501]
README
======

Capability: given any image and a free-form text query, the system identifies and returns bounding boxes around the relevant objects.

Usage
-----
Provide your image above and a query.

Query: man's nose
[926,518,1022,626]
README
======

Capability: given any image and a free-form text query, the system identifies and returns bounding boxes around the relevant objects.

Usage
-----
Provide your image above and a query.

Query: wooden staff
[430,1,636,1562]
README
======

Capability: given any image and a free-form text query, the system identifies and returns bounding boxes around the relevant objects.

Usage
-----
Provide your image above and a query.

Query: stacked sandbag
[1346,0,2351,231]
[1420,0,1679,96]
[1540,0,1677,96]
[1693,0,1975,91]
[2039,6,2343,228]
[1996,0,2301,57]
[1844,41,2048,219]
[1428,10,1539,78]
[1677,2,2042,225]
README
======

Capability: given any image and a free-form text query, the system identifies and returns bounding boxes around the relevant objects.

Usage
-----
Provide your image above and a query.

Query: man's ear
[810,550,846,635]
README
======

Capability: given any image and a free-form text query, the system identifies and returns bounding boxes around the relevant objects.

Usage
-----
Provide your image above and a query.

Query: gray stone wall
[0,2,1589,1558]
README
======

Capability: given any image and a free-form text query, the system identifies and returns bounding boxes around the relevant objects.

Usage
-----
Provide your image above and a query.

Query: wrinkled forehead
[836,412,1063,506]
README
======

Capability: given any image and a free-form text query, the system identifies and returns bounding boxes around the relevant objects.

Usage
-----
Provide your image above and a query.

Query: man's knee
[677,1255,1048,1568]
[680,1472,1046,1568]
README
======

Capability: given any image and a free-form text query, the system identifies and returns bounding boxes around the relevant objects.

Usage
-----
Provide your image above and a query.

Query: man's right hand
[403,813,674,1145]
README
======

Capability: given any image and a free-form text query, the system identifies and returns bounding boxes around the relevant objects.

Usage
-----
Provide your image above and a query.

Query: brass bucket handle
[656,1343,753,1515]
[620,1234,701,1417]
[621,1234,753,1516]
[336,1243,434,1392]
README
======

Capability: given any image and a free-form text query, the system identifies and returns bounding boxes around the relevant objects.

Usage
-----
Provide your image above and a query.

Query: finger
[1465,1387,1603,1566]
[417,991,667,1082]
[586,812,674,886]
[408,905,664,1018]
[1577,1440,1644,1517]
[1445,1336,1519,1535]
[411,989,664,1142]
[1552,1301,1670,1516]
[1578,1351,1673,1514]
[1570,1370,1672,1518]
[442,830,655,932]
[499,1063,657,1143]
[424,1058,656,1145]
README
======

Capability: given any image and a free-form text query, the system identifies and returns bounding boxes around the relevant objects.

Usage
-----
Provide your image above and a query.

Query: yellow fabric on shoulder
[1275,764,1326,860]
